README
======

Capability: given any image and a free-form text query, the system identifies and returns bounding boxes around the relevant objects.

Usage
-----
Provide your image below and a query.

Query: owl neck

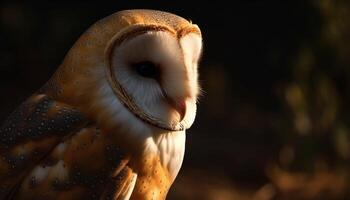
[148,131,186,180]
[130,130,186,179]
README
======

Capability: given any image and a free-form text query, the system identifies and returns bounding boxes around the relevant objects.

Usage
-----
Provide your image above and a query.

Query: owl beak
[166,97,187,122]
[175,100,187,121]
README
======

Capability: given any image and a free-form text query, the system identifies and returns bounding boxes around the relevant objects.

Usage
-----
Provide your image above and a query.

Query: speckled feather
[0,94,131,200]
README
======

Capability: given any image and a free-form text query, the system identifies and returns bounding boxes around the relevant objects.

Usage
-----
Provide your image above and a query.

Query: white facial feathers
[110,30,202,129]
[180,33,203,99]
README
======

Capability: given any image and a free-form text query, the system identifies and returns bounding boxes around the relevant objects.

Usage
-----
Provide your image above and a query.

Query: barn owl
[0,9,202,200]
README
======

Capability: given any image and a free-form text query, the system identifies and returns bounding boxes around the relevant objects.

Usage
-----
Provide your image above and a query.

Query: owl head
[46,9,202,135]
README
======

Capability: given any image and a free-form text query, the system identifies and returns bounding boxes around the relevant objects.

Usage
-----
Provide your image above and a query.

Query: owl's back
[0,93,132,199]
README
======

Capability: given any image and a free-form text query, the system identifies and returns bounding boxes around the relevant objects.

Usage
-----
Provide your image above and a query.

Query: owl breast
[129,131,186,200]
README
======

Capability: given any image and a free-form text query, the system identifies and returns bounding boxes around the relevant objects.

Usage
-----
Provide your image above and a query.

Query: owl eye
[133,61,159,79]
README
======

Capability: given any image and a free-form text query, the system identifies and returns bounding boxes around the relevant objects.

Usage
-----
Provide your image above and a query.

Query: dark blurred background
[1,1,350,199]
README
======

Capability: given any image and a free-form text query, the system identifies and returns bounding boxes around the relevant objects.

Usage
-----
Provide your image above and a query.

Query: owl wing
[0,93,133,200]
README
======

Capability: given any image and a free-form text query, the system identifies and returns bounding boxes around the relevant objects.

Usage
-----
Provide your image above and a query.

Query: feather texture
[0,9,202,200]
